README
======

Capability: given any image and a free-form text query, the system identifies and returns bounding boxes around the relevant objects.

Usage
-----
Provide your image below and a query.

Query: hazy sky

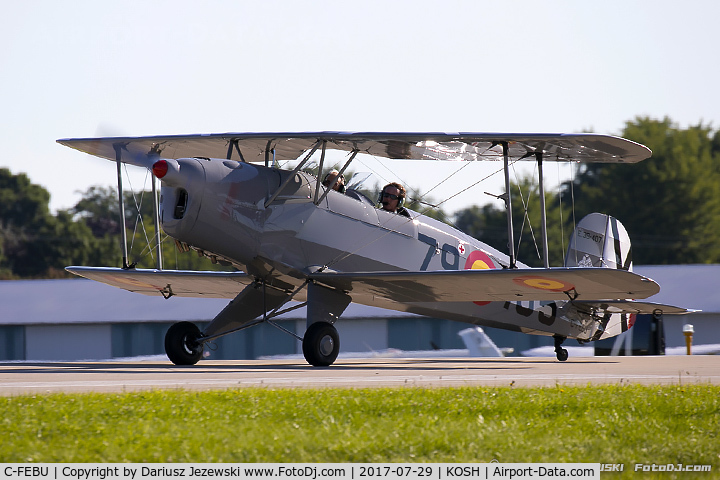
[2,0,718,214]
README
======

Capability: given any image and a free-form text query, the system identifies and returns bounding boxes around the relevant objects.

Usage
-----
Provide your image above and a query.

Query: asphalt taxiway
[0,356,718,395]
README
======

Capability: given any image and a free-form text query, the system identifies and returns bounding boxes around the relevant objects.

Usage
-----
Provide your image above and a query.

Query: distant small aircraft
[58,132,691,366]
[260,327,512,360]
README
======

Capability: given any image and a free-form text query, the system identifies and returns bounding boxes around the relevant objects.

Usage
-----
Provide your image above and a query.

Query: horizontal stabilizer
[65,266,251,299]
[571,300,697,315]
[310,267,660,304]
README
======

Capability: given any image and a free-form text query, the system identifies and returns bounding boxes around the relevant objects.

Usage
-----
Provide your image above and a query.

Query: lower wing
[310,267,661,303]
[65,266,252,299]
[66,266,694,315]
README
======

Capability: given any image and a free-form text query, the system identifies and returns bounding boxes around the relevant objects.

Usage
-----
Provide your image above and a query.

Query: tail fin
[458,327,505,357]
[565,213,632,270]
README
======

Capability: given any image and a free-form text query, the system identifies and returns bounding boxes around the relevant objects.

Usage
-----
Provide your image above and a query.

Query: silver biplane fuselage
[158,157,570,336]
[59,132,690,366]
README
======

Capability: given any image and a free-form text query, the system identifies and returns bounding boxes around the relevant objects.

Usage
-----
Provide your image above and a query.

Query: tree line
[0,180,223,279]
[1,117,718,278]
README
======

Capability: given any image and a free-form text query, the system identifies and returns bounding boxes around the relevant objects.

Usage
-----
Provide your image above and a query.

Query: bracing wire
[124,167,154,261]
[511,164,541,263]
[433,163,510,211]
[427,141,517,212]
[122,164,164,265]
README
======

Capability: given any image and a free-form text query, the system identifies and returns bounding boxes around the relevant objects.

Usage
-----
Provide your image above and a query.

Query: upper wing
[66,266,252,299]
[57,132,651,167]
[310,267,660,303]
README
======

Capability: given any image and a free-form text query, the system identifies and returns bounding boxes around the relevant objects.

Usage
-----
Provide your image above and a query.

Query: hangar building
[0,265,716,361]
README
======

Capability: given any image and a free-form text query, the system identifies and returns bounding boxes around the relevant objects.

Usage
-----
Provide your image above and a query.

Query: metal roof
[0,278,417,325]
[0,265,714,326]
[635,265,720,314]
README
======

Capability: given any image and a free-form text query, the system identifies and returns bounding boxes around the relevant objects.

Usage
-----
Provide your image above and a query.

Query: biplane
[57,132,690,366]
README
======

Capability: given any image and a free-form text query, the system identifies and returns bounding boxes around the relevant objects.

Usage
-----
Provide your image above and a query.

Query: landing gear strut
[554,335,569,362]
[165,321,203,365]
[302,322,340,367]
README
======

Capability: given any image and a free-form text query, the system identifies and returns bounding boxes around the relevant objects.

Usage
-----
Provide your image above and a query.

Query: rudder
[565,213,632,270]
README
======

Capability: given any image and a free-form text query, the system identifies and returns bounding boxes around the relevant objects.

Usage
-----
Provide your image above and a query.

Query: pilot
[322,170,346,193]
[379,182,410,217]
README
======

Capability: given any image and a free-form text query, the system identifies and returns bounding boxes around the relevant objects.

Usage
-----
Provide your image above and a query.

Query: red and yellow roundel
[512,275,575,292]
[464,250,496,306]
[465,250,495,271]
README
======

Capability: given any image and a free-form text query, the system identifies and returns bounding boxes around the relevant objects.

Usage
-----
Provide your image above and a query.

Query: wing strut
[536,151,550,268]
[502,142,516,269]
[264,140,322,208]
[264,140,276,168]
[315,149,359,206]
[226,139,246,163]
[151,173,163,270]
[114,144,132,269]
[502,145,550,268]
[112,143,163,270]
[313,140,328,204]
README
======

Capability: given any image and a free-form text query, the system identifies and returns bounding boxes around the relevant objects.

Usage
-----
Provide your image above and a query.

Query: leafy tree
[564,117,720,264]
[0,169,56,278]
[71,185,122,237]
[0,168,51,230]
[0,170,106,278]
[30,211,99,278]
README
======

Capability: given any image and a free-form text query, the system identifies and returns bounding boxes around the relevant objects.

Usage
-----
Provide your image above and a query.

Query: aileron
[66,266,251,299]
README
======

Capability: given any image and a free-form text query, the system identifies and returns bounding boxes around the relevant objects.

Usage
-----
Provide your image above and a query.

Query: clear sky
[2,0,718,215]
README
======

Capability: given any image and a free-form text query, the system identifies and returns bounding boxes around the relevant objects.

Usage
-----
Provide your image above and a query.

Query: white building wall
[337,319,388,353]
[26,324,112,361]
[664,314,720,348]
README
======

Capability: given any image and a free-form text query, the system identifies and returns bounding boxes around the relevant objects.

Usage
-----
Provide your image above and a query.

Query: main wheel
[302,322,339,367]
[165,321,203,365]
[556,348,569,362]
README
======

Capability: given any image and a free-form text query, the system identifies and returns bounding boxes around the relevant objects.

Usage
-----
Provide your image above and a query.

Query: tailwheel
[165,321,203,365]
[302,322,339,367]
[554,335,569,362]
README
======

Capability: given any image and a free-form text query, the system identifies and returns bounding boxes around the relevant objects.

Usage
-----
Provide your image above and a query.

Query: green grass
[0,385,718,474]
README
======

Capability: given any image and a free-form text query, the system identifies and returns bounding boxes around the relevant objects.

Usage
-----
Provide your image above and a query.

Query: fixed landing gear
[302,322,340,367]
[554,335,569,362]
[165,321,203,365]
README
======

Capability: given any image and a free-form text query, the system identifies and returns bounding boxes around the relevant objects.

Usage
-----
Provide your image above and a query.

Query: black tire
[165,321,203,365]
[302,322,339,367]
[556,348,569,362]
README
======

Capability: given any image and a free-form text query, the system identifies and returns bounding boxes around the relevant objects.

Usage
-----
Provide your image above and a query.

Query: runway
[0,356,718,395]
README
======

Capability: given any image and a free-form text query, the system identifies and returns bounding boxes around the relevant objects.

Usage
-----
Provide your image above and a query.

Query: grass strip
[0,384,717,469]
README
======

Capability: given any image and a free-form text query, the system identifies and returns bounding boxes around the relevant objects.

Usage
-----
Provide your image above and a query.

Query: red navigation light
[152,160,168,178]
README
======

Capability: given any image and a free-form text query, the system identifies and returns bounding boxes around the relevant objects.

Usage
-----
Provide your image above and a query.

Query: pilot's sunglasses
[382,192,399,200]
